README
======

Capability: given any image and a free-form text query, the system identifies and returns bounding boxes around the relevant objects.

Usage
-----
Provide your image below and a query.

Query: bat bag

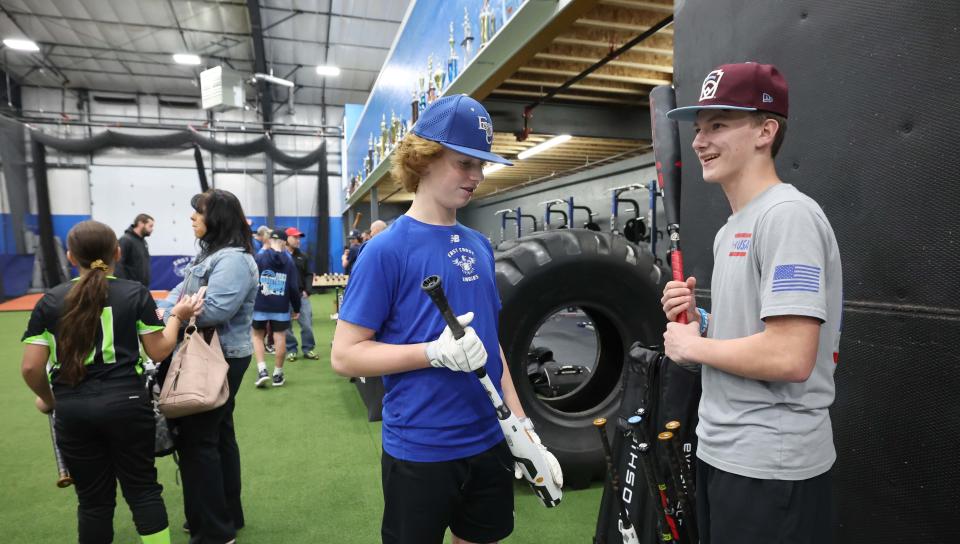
[593,343,702,544]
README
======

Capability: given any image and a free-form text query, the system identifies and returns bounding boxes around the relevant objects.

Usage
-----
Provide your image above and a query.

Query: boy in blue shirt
[253,231,300,387]
[331,95,562,544]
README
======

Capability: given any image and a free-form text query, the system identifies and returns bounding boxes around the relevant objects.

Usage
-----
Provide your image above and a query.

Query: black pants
[174,356,250,544]
[696,458,833,544]
[54,376,167,543]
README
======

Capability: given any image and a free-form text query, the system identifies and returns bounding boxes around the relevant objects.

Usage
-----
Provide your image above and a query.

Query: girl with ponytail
[20,220,203,544]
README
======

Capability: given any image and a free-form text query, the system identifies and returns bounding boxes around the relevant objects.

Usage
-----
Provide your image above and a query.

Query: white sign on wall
[89,165,201,255]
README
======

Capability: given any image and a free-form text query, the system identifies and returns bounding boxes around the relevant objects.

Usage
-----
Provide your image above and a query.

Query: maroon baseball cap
[285,226,305,238]
[667,62,788,121]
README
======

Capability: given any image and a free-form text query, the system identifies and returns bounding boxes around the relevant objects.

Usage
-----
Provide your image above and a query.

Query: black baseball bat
[48,412,73,488]
[649,85,688,325]
[421,275,562,507]
[594,418,640,544]
[659,431,697,543]
[665,420,696,497]
[624,414,681,542]
[637,441,675,542]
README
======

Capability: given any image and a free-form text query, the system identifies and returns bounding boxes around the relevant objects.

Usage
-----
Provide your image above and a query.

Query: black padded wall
[672,1,959,542]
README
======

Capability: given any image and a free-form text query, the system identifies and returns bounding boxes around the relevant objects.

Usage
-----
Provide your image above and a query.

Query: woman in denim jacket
[160,189,257,544]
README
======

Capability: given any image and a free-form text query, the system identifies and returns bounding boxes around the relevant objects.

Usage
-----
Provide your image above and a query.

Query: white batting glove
[425,312,488,372]
[514,417,564,487]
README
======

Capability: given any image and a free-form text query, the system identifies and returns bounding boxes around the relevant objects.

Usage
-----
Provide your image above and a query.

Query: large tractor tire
[495,229,666,489]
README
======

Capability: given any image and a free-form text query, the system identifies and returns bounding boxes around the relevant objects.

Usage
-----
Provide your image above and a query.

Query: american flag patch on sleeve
[772,264,820,293]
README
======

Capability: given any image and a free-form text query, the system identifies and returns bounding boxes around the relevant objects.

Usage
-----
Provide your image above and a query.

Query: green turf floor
[0,292,602,542]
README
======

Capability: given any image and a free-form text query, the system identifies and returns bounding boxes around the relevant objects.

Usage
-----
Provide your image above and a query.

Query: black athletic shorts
[696,458,834,544]
[381,441,514,544]
[252,319,290,332]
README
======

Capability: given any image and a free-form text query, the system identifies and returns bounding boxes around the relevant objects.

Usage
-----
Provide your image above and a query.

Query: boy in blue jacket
[252,231,300,387]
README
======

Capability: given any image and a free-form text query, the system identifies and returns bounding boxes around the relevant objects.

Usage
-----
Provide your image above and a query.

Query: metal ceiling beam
[261,6,403,25]
[6,64,198,81]
[36,42,379,74]
[246,0,275,224]
[165,0,192,51]
[320,1,332,125]
[0,6,69,85]
[0,9,252,38]
[264,35,389,51]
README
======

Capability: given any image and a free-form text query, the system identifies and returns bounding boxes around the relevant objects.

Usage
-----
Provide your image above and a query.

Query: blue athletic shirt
[338,214,504,462]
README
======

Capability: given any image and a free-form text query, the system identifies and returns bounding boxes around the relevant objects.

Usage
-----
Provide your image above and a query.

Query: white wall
[20,86,343,223]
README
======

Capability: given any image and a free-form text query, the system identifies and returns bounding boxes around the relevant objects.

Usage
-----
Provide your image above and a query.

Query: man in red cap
[661,63,843,543]
[283,226,319,361]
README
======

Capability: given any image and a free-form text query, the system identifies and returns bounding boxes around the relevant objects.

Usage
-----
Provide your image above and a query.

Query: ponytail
[58,222,118,386]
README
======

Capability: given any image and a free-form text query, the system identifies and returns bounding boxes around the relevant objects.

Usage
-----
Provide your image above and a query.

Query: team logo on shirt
[448,247,479,282]
[259,270,287,296]
[450,234,460,243]
[729,232,751,257]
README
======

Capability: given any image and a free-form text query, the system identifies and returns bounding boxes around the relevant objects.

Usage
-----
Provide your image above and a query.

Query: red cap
[668,62,788,121]
[284,227,305,238]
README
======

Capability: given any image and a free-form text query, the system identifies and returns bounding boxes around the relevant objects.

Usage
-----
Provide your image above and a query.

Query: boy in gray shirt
[661,62,843,543]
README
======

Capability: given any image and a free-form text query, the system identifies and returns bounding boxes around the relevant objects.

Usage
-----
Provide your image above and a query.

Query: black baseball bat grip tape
[421,275,488,379]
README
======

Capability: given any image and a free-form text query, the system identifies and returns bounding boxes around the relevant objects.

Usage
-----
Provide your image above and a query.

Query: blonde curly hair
[390,133,446,193]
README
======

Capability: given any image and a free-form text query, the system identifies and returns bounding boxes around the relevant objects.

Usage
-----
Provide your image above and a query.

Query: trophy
[501,0,515,26]
[447,22,459,82]
[479,0,495,46]
[426,55,437,103]
[410,89,420,124]
[418,72,427,112]
[379,113,388,157]
[389,110,399,149]
[367,133,374,166]
[461,7,474,60]
[363,156,371,177]
[433,61,446,97]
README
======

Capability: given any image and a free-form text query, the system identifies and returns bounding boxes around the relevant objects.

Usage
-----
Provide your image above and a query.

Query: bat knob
[593,417,607,427]
[57,476,74,488]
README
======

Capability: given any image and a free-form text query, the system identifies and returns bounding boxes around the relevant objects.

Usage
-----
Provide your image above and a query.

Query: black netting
[30,126,325,170]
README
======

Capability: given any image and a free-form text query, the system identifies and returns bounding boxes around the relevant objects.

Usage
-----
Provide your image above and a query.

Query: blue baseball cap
[412,94,512,165]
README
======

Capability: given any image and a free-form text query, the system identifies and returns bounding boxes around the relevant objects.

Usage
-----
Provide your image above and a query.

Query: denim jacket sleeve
[155,279,186,322]
[195,252,255,328]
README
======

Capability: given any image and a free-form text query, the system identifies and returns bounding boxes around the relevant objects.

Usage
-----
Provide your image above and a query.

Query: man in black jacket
[283,227,319,361]
[117,213,153,287]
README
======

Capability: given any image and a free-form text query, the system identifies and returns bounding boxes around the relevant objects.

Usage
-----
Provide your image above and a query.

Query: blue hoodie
[254,249,301,315]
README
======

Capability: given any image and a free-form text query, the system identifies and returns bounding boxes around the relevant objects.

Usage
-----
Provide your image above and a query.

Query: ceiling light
[483,163,505,176]
[3,38,39,52]
[173,53,201,66]
[517,134,572,160]
[316,65,341,76]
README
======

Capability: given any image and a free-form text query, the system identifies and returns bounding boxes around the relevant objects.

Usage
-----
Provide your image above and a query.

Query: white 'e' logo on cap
[700,69,724,101]
[477,116,493,144]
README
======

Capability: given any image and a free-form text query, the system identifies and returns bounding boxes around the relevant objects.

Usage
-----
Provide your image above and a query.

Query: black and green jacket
[22,277,164,384]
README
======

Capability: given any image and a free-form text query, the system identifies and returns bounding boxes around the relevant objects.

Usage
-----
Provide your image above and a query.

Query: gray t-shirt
[698,183,843,480]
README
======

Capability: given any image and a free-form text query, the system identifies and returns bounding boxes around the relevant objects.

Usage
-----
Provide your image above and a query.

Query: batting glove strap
[515,418,564,487]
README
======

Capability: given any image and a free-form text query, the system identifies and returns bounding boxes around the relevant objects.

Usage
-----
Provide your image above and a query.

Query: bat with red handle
[649,85,688,324]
